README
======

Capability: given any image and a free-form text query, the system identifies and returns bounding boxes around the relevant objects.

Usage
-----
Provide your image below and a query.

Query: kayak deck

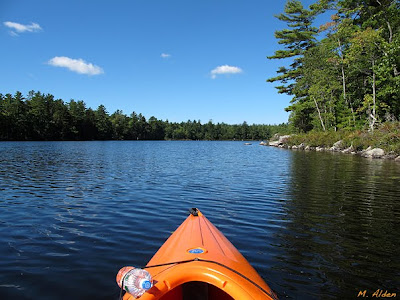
[120,208,277,300]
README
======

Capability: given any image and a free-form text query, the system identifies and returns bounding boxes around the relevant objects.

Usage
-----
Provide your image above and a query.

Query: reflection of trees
[273,151,400,299]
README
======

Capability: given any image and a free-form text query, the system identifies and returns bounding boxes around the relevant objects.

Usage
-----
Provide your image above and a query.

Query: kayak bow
[117,208,278,300]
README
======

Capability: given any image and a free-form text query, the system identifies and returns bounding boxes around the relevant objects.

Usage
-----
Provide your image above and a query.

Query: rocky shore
[261,135,400,162]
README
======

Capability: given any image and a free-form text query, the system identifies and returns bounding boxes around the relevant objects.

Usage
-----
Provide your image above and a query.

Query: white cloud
[161,53,171,58]
[210,65,243,79]
[4,21,42,35]
[47,56,104,75]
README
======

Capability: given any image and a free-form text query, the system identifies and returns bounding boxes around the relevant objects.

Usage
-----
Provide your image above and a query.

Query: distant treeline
[0,91,288,141]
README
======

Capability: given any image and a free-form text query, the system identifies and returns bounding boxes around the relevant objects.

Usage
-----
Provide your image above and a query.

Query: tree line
[268,0,399,132]
[0,91,288,141]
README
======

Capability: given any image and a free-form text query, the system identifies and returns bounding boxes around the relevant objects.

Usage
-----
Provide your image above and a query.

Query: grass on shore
[285,122,400,155]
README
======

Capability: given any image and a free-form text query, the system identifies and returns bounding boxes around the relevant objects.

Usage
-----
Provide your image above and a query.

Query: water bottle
[116,266,153,298]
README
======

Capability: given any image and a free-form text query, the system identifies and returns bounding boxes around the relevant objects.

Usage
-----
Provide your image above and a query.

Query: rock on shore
[268,135,291,147]
[361,147,385,158]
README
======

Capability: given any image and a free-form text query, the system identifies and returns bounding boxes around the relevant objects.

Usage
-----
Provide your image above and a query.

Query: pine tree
[267,0,319,131]
[267,0,318,94]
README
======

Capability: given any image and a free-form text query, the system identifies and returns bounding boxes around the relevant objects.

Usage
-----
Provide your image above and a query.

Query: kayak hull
[121,209,277,300]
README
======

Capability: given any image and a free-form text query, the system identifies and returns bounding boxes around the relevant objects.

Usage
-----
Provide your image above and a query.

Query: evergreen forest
[0,91,288,141]
[268,0,399,133]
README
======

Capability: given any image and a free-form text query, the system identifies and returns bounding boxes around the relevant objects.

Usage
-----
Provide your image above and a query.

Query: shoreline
[262,135,400,162]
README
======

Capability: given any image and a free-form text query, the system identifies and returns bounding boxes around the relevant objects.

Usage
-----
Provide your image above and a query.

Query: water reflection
[0,142,399,299]
[274,151,400,299]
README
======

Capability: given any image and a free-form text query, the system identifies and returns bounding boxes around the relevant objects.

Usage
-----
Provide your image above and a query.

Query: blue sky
[1,0,316,125]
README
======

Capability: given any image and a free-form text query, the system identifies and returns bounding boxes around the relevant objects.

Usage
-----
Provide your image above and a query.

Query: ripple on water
[0,141,399,299]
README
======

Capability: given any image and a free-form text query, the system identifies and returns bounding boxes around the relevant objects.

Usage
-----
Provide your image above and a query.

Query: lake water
[0,141,399,299]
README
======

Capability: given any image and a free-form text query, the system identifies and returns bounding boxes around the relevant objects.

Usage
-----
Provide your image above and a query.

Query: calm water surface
[0,141,399,299]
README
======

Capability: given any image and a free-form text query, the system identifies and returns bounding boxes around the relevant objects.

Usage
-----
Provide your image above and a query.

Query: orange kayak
[117,208,278,300]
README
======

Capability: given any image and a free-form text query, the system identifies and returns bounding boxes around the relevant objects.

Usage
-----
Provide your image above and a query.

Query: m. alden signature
[358,289,397,298]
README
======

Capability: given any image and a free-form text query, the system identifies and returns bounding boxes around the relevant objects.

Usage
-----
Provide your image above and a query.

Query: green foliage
[267,0,318,95]
[0,90,287,141]
[288,130,344,147]
[95,105,113,140]
[268,0,400,133]
[341,122,400,153]
[287,122,400,154]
